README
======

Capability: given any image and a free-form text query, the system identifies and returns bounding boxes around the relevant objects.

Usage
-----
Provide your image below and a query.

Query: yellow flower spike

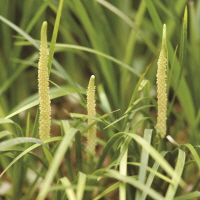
[87,75,96,156]
[38,21,51,141]
[156,24,168,138]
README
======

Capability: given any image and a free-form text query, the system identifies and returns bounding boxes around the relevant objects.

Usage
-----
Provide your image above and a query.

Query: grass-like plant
[1,0,200,200]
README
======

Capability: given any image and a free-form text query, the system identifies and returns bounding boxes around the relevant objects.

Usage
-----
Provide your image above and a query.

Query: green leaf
[127,131,186,188]
[36,122,78,200]
[47,0,64,74]
[174,191,200,200]
[5,87,84,119]
[56,43,140,77]
[59,177,76,200]
[93,182,120,200]
[0,15,39,48]
[76,172,87,200]
[0,130,13,139]
[96,132,125,169]
[140,151,169,200]
[0,137,61,178]
[135,129,152,200]
[165,149,186,199]
[180,144,200,170]
[105,169,164,200]
[0,118,23,136]
[0,137,46,151]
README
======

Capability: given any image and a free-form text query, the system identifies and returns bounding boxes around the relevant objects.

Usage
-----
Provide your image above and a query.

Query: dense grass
[0,0,200,199]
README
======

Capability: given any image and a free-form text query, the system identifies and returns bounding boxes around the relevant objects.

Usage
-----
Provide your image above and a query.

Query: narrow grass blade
[0,131,13,139]
[65,148,75,181]
[0,137,46,151]
[174,191,200,200]
[96,0,156,53]
[96,132,125,169]
[47,0,64,74]
[144,0,162,35]
[105,169,164,200]
[93,182,120,200]
[119,141,128,200]
[96,0,136,28]
[36,123,78,200]
[165,149,186,199]
[135,129,152,200]
[56,43,141,77]
[5,86,83,119]
[75,131,83,172]
[179,7,188,73]
[25,0,52,33]
[0,15,39,48]
[76,172,86,200]
[0,63,30,96]
[180,144,200,170]
[126,131,185,187]
[140,151,169,200]
[0,137,61,177]
[123,0,147,64]
[97,84,112,113]
[168,6,188,117]
[127,162,172,184]
[0,118,23,136]
[125,58,153,112]
[71,0,118,105]
[59,177,76,200]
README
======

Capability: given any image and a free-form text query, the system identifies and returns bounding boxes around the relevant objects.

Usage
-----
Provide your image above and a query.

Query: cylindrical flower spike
[38,21,51,141]
[87,75,96,156]
[156,24,168,138]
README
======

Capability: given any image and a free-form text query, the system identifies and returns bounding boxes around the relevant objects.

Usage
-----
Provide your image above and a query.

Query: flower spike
[87,75,96,156]
[156,24,168,138]
[38,21,51,141]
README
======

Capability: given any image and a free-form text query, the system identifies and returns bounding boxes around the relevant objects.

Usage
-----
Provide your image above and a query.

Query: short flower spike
[87,75,96,156]
[156,24,168,138]
[38,21,51,141]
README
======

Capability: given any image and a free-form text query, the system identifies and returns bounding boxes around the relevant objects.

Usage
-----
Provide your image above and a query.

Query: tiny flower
[156,24,168,138]
[87,75,96,156]
[38,21,51,141]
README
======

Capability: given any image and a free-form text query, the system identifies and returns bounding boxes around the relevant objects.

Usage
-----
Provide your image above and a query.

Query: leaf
[5,87,84,119]
[0,118,23,136]
[135,129,153,200]
[76,172,87,200]
[96,132,125,169]
[0,137,47,151]
[93,182,120,200]
[165,149,186,199]
[0,131,13,139]
[59,177,76,200]
[174,191,200,200]
[126,131,186,188]
[0,137,61,178]
[105,169,164,200]
[180,143,200,170]
[36,123,78,200]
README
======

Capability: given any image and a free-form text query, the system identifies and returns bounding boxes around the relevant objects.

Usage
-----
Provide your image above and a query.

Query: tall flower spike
[38,21,51,141]
[156,24,168,138]
[87,75,96,156]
